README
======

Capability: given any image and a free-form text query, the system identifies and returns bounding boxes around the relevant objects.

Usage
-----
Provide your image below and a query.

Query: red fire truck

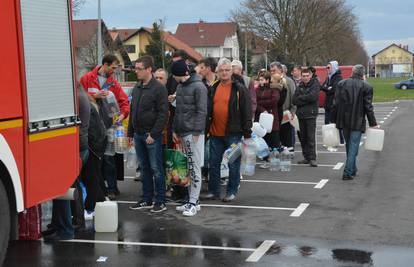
[0,0,79,263]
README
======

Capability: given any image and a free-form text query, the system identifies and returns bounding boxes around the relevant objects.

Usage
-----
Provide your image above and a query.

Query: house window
[125,45,136,53]
[223,48,232,58]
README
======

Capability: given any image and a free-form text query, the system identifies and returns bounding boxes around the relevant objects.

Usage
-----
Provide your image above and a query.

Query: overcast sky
[76,0,414,56]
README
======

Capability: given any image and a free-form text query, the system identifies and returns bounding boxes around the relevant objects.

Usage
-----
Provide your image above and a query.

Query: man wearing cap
[171,60,208,216]
[332,65,378,180]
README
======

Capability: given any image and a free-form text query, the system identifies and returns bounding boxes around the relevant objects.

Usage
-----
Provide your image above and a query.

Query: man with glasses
[80,54,129,201]
[128,55,169,212]
[292,68,320,167]
[201,58,252,202]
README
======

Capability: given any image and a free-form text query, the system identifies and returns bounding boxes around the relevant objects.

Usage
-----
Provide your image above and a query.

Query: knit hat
[171,59,189,77]
[352,64,365,79]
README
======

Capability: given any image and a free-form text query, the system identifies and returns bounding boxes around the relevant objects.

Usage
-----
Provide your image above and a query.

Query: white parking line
[246,240,276,262]
[314,179,329,189]
[290,203,310,217]
[292,163,336,167]
[60,239,256,252]
[242,179,328,189]
[117,200,297,212]
[333,162,344,170]
[295,150,346,154]
[379,121,384,124]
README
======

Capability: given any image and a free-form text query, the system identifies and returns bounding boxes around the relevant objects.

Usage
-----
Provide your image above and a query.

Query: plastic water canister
[322,124,340,147]
[290,115,300,131]
[126,147,138,169]
[259,112,274,133]
[242,139,256,176]
[269,149,280,172]
[95,201,118,232]
[364,128,384,151]
[252,122,267,138]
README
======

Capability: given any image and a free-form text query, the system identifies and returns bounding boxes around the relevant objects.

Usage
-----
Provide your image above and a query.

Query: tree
[72,0,85,16]
[231,0,368,66]
[143,22,165,70]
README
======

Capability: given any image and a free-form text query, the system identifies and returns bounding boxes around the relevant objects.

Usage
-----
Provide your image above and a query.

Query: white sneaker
[84,210,94,220]
[183,204,198,216]
[176,203,201,212]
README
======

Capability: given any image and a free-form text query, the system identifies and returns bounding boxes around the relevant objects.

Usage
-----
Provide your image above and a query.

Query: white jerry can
[95,201,118,232]
[364,128,384,151]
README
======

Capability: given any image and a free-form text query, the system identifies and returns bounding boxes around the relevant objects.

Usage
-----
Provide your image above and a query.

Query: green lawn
[367,77,414,102]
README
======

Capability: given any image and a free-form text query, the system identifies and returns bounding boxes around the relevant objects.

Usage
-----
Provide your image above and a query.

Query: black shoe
[114,189,121,196]
[150,203,167,213]
[200,193,220,201]
[107,192,116,201]
[309,160,318,167]
[342,174,354,180]
[42,227,56,237]
[129,200,153,210]
[43,232,74,241]
[297,159,310,164]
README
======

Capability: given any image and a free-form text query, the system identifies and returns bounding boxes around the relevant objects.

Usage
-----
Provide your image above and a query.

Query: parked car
[394,78,414,90]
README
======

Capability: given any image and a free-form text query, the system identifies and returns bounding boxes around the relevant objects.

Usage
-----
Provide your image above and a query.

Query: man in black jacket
[128,56,169,212]
[292,68,320,167]
[201,58,252,202]
[322,60,344,146]
[332,65,378,180]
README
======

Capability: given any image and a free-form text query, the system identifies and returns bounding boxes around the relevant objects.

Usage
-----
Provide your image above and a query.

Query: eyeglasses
[218,69,232,73]
[135,66,147,71]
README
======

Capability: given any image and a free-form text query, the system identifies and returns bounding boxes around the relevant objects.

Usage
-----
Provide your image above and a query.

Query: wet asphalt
[4,100,414,267]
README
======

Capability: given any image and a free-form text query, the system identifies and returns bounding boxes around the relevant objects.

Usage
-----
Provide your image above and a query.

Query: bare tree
[232,0,368,66]
[72,0,85,16]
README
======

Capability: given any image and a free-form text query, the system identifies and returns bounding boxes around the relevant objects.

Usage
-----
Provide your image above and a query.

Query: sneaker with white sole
[84,210,94,220]
[176,203,201,212]
[182,204,198,216]
[129,200,153,210]
[150,203,167,213]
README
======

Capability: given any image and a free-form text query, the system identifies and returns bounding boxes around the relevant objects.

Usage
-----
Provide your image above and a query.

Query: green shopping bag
[164,149,190,187]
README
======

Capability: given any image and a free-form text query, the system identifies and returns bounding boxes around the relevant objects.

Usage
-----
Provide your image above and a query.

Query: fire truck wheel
[0,180,10,266]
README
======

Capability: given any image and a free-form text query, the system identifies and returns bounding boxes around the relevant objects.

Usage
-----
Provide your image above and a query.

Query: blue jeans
[325,109,344,144]
[103,155,117,194]
[343,129,362,177]
[134,133,166,204]
[208,135,242,196]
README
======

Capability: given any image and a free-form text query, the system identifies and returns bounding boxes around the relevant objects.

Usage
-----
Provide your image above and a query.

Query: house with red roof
[174,20,240,60]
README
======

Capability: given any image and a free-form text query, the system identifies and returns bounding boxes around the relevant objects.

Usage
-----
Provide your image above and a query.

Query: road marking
[292,163,336,167]
[379,121,384,124]
[246,240,276,262]
[117,200,297,212]
[290,203,310,217]
[242,179,320,186]
[61,239,256,252]
[295,150,345,154]
[333,162,344,170]
[314,179,329,189]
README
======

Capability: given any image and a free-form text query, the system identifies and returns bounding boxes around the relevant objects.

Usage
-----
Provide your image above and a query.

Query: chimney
[404,45,409,50]
[198,19,205,32]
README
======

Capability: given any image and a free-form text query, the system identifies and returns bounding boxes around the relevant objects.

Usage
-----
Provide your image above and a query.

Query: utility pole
[244,30,248,76]
[97,0,102,65]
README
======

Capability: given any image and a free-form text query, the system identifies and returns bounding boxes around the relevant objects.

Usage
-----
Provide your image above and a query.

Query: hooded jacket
[173,74,208,137]
[322,61,343,110]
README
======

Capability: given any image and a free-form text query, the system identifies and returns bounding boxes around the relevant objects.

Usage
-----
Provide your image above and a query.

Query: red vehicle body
[313,66,353,108]
[0,0,78,263]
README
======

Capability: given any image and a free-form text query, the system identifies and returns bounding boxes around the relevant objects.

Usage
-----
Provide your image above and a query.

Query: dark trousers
[280,123,294,150]
[134,133,166,204]
[264,131,281,150]
[81,151,106,212]
[209,135,242,196]
[343,129,362,176]
[70,149,89,227]
[325,109,344,144]
[298,118,317,161]
[102,155,117,194]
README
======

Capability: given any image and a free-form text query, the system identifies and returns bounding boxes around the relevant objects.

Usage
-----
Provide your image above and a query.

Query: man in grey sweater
[171,59,208,217]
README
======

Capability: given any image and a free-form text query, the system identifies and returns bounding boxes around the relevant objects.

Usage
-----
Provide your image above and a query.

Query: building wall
[374,45,413,78]
[124,35,140,62]
[195,47,221,58]
[222,34,239,60]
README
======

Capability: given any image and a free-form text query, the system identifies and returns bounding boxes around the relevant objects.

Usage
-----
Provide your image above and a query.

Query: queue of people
[43,51,378,240]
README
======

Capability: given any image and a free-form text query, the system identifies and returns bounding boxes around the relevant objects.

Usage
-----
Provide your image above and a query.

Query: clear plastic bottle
[243,139,256,176]
[126,146,137,169]
[104,126,116,156]
[269,149,280,172]
[280,148,291,172]
[114,124,128,154]
[105,91,120,118]
[223,143,242,164]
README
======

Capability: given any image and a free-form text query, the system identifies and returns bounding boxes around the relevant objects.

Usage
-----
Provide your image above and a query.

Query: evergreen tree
[144,22,164,70]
